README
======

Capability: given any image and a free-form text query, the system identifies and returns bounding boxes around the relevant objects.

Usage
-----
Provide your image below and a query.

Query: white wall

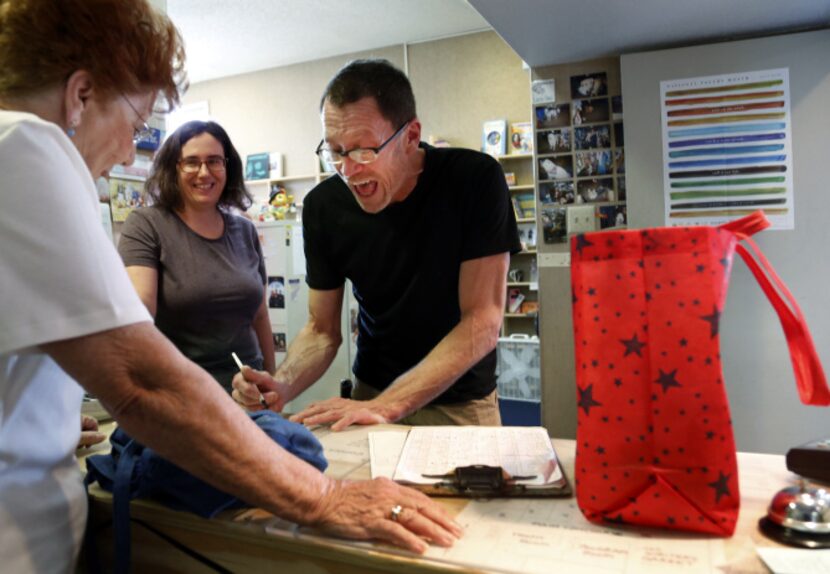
[621,29,830,453]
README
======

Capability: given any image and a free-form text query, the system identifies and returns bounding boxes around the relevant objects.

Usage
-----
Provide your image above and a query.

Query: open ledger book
[369,426,571,497]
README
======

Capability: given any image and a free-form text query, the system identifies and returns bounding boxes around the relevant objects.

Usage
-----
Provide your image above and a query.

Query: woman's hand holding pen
[231,366,294,412]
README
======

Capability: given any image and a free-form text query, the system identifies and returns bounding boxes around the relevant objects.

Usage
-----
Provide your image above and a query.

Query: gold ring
[390,504,403,522]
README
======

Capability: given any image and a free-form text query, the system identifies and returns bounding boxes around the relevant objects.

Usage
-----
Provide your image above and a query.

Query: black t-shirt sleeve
[118,209,161,269]
[459,155,522,262]
[303,185,346,290]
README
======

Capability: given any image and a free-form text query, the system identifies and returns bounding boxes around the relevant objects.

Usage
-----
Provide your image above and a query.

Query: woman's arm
[125,265,158,317]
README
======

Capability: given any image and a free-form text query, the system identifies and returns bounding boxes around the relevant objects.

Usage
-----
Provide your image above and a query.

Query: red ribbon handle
[721,211,830,406]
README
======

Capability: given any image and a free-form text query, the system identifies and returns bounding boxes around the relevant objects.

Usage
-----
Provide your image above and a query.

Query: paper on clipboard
[387,426,564,488]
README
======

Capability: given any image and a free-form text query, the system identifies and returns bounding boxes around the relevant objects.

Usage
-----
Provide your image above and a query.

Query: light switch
[567,205,597,234]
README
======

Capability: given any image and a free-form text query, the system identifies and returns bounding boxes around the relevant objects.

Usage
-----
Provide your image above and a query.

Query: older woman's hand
[310,477,463,554]
[78,414,106,448]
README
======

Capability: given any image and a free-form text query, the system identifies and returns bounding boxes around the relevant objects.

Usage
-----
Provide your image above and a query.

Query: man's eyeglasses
[178,156,228,174]
[315,121,410,167]
[121,94,153,144]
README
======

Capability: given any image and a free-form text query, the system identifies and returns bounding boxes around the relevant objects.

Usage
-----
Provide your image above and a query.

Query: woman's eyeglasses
[178,156,228,173]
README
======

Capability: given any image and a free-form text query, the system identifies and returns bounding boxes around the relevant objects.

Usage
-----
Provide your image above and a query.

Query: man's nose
[338,156,364,178]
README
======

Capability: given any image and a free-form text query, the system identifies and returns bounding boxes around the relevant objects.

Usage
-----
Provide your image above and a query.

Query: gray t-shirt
[118,206,267,391]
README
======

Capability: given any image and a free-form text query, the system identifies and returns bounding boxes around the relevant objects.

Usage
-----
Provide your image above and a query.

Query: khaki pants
[351,379,502,426]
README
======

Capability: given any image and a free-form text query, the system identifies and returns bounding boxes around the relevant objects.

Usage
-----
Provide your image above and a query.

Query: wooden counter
[77,423,797,573]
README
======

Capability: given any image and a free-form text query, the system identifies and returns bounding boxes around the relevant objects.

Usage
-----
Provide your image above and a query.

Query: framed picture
[614,122,625,147]
[267,276,285,309]
[531,79,556,104]
[536,128,571,154]
[611,95,623,120]
[575,150,612,177]
[598,205,627,229]
[572,97,610,125]
[574,125,611,150]
[539,181,575,205]
[538,155,573,180]
[535,103,570,129]
[577,178,615,203]
[541,206,568,244]
[570,72,608,99]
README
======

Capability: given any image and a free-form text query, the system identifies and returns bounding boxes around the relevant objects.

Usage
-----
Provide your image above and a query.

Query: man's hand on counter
[290,397,391,431]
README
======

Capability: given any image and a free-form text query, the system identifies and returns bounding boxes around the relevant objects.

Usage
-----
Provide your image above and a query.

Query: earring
[67,119,78,138]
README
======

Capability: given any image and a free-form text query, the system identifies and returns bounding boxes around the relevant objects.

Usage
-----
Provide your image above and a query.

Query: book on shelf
[482,119,507,157]
[504,172,516,186]
[514,192,536,219]
[509,122,533,155]
[109,153,153,180]
[507,288,525,313]
[517,222,537,249]
[520,301,539,314]
[245,152,270,180]
[268,152,283,179]
[135,127,162,152]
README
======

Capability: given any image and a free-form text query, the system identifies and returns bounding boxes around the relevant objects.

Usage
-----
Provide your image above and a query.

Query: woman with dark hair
[119,121,276,392]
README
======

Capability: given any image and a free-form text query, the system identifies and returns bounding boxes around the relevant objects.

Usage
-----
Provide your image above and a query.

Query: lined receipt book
[373,426,569,494]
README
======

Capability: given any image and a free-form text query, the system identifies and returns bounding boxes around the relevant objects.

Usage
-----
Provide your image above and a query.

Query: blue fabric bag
[84,410,327,573]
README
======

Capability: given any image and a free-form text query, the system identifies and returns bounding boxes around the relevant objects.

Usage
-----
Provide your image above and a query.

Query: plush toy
[269,189,293,220]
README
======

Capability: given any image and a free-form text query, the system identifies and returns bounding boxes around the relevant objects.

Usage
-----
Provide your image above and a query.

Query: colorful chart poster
[660,69,793,229]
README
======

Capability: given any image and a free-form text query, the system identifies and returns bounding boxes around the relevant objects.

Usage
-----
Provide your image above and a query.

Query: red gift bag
[570,211,829,536]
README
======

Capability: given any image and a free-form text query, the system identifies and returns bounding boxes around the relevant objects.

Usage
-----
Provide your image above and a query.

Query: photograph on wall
[267,276,285,309]
[272,332,287,353]
[570,72,608,99]
[531,79,556,104]
[616,176,627,201]
[598,205,627,229]
[660,68,793,228]
[574,125,611,150]
[509,122,533,154]
[611,95,623,120]
[541,206,568,244]
[576,150,612,177]
[572,97,610,125]
[539,181,575,205]
[535,103,570,129]
[537,128,571,154]
[577,178,615,203]
[482,119,507,156]
[614,149,626,174]
[613,122,625,147]
[109,178,145,222]
[538,155,573,180]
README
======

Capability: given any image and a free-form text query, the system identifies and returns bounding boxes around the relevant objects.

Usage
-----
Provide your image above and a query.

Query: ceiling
[166,0,490,84]
[167,0,830,85]
[469,0,830,69]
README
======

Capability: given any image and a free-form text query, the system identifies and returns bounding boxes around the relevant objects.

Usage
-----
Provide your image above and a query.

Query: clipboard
[369,426,572,498]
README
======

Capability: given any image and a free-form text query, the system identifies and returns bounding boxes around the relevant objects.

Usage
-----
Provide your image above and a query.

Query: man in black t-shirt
[233,59,520,429]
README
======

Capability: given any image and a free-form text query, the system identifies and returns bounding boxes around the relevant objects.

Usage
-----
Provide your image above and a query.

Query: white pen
[231,352,269,410]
